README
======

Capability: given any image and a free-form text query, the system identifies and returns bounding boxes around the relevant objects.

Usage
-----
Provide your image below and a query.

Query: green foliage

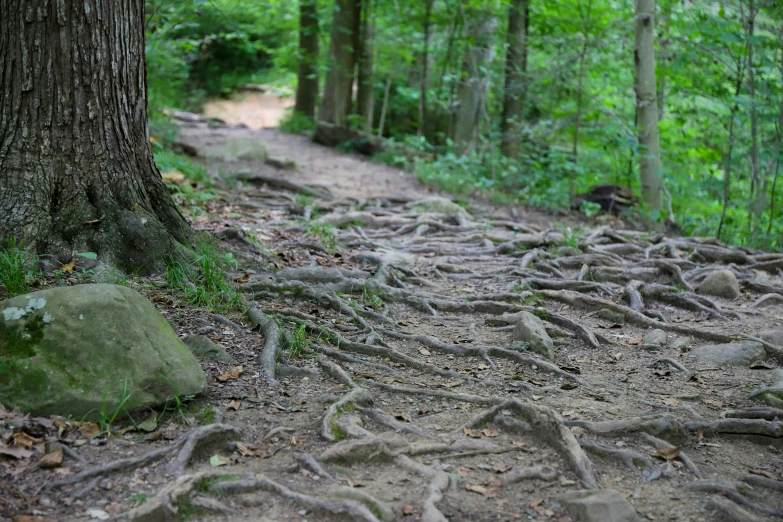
[0,238,38,297]
[280,111,316,134]
[166,241,242,312]
[302,221,339,252]
[154,150,211,186]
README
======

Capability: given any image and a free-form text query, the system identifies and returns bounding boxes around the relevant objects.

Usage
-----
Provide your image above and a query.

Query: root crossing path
[36,107,783,522]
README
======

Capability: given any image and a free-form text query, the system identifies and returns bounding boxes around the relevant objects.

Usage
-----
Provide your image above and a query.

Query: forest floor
[4,90,783,522]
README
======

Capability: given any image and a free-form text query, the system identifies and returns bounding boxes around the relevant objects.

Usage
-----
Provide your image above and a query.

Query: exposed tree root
[294,453,336,481]
[578,439,654,472]
[207,473,383,522]
[706,495,767,522]
[685,480,783,517]
[395,454,449,522]
[685,419,783,438]
[639,432,702,478]
[46,424,241,490]
[465,400,598,488]
[500,464,558,485]
[565,414,686,444]
[247,305,282,384]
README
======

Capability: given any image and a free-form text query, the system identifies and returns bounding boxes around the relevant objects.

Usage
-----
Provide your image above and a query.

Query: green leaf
[77,252,98,260]
[210,455,229,467]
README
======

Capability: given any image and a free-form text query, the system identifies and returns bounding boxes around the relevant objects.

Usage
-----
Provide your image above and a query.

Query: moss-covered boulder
[0,284,206,418]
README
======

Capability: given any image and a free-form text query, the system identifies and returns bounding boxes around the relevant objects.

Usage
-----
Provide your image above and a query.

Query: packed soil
[2,90,783,522]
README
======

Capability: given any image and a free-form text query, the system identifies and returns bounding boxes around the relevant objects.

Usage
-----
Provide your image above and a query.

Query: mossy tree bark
[0,0,191,271]
[634,0,663,214]
[500,0,530,161]
[452,8,497,154]
[355,0,374,133]
[294,0,320,120]
[318,0,362,126]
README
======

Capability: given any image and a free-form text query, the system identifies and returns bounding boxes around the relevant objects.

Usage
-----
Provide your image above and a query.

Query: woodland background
[146,0,783,249]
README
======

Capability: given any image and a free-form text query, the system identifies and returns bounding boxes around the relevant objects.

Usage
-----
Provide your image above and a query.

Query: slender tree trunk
[500,0,530,160]
[745,0,762,230]
[319,0,362,125]
[295,0,320,120]
[453,8,497,153]
[570,0,592,202]
[0,0,190,271]
[356,0,374,132]
[634,0,663,214]
[418,0,435,137]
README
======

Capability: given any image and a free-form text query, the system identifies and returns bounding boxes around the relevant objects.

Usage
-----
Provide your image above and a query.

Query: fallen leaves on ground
[217,365,244,382]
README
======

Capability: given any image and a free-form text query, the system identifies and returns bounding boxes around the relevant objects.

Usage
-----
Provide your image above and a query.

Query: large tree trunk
[356,0,374,132]
[452,10,497,154]
[500,0,530,160]
[319,0,362,126]
[633,0,663,214]
[0,0,190,271]
[294,0,320,120]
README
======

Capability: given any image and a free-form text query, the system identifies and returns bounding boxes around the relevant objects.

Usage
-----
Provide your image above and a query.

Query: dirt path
[7,96,783,522]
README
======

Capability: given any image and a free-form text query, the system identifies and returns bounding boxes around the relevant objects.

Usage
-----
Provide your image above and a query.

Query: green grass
[0,238,38,297]
[361,284,385,310]
[166,241,242,312]
[279,111,316,134]
[154,149,211,186]
[302,221,339,252]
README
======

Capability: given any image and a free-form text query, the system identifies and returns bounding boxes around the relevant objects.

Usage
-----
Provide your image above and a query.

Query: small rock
[407,196,471,220]
[512,312,555,360]
[183,335,238,364]
[756,328,783,347]
[643,329,668,347]
[698,270,740,299]
[688,341,766,367]
[669,337,692,351]
[558,489,640,522]
[598,309,626,325]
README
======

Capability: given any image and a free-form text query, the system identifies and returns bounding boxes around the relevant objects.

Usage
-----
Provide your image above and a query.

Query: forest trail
[19,94,783,522]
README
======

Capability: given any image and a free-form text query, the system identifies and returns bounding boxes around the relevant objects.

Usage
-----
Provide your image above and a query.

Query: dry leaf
[402,504,415,515]
[748,468,775,479]
[346,478,366,488]
[443,379,465,388]
[37,449,63,469]
[530,499,544,508]
[392,412,412,423]
[59,261,77,273]
[217,365,244,382]
[703,399,723,410]
[236,441,266,457]
[79,422,101,439]
[0,445,33,459]
[12,431,41,449]
[662,398,680,407]
[481,427,500,437]
[227,400,241,411]
[234,272,252,284]
[418,348,432,356]
[656,447,680,460]
[493,462,512,473]
[463,427,481,438]
[457,466,470,478]
[465,484,488,495]
[144,431,163,442]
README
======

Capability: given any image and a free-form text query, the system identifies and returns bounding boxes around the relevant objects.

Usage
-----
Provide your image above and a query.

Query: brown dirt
[3,94,783,522]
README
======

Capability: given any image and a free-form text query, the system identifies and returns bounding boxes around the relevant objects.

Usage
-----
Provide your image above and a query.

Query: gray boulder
[558,489,640,522]
[512,312,555,360]
[756,328,783,346]
[0,284,206,418]
[407,197,471,220]
[643,329,668,347]
[688,340,766,367]
[183,335,238,364]
[203,137,267,161]
[698,270,740,299]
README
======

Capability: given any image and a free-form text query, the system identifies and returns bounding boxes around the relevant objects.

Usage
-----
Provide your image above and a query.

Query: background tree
[294,0,320,120]
[319,0,362,125]
[0,0,190,271]
[501,0,530,161]
[634,0,663,214]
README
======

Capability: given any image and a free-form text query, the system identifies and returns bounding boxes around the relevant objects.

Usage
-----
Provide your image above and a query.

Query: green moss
[0,314,45,358]
[331,422,348,441]
[199,474,240,494]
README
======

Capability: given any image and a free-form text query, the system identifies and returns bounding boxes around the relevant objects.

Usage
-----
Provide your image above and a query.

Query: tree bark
[417,0,434,138]
[294,0,320,120]
[356,0,374,132]
[633,0,663,214]
[452,8,497,154]
[0,0,190,271]
[319,0,362,126]
[501,0,530,160]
